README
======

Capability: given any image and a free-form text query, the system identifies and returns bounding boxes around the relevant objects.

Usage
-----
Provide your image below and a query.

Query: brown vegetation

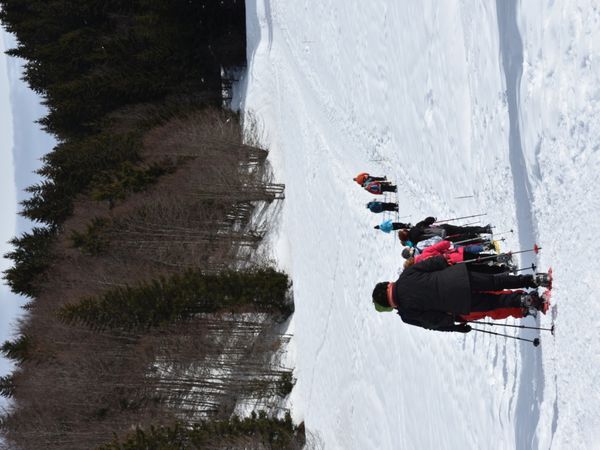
[1,109,295,450]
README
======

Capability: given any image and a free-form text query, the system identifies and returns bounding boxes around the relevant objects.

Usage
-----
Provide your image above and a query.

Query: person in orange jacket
[353,172,387,185]
[353,172,397,194]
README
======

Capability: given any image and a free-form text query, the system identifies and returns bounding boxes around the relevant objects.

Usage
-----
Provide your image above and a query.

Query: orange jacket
[353,172,369,185]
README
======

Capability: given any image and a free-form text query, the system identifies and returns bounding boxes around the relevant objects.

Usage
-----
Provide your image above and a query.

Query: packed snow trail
[496,1,544,448]
[241,1,600,449]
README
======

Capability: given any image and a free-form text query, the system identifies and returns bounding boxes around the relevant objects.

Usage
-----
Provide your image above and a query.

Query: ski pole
[494,229,514,236]
[434,213,487,224]
[514,263,537,273]
[453,236,500,245]
[467,320,554,333]
[510,244,542,255]
[471,327,540,347]
[456,245,541,265]
[462,221,484,226]
[455,195,474,199]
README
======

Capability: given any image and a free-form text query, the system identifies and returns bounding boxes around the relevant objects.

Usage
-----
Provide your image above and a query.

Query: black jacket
[408,217,445,244]
[392,256,472,332]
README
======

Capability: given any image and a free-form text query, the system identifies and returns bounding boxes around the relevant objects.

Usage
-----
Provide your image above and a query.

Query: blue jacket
[378,219,394,233]
[367,202,384,213]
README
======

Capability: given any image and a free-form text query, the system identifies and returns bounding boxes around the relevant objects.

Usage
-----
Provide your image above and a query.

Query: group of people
[354,172,551,334]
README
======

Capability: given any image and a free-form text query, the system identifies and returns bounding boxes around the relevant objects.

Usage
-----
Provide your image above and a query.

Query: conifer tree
[59,269,292,331]
[99,412,305,450]
[0,335,31,363]
[3,228,54,297]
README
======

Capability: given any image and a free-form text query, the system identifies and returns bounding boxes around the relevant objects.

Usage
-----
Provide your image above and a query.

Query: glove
[455,324,472,333]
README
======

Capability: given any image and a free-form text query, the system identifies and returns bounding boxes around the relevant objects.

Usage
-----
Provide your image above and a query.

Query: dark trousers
[468,271,533,311]
[381,203,398,212]
[470,291,524,311]
[466,262,509,274]
[441,224,488,234]
[380,184,397,193]
[469,271,534,291]
[440,224,488,242]
[391,222,411,231]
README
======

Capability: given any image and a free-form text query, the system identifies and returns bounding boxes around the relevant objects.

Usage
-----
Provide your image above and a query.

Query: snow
[241,1,600,449]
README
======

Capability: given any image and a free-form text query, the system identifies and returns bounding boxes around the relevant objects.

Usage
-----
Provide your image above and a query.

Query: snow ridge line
[495,1,547,448]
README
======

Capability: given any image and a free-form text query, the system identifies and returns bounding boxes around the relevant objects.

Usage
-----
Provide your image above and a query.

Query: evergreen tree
[0,374,15,398]
[99,412,305,450]
[3,227,54,297]
[59,269,292,331]
[0,335,31,363]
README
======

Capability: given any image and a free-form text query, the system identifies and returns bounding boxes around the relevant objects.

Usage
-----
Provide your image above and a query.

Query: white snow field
[240,1,600,449]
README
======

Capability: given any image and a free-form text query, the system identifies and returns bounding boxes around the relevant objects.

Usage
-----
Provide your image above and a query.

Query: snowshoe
[540,289,552,315]
[521,291,544,310]
[496,253,512,264]
[524,307,538,318]
[534,272,552,289]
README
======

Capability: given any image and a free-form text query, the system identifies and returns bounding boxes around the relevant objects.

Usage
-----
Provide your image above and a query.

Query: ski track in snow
[242,1,600,449]
[496,1,545,448]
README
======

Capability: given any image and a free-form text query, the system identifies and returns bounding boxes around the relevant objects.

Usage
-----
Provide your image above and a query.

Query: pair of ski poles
[462,243,545,347]
[433,214,550,347]
[465,320,554,347]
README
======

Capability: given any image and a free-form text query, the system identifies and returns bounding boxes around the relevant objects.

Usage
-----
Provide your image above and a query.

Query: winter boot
[496,253,512,263]
[533,273,551,288]
[522,307,538,318]
[483,224,493,234]
[521,291,544,310]
[482,241,496,252]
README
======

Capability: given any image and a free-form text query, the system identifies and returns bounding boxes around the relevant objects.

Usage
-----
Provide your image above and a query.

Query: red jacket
[364,181,383,194]
[414,240,465,265]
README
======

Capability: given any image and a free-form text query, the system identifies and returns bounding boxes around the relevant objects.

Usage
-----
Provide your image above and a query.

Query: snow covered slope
[241,1,600,448]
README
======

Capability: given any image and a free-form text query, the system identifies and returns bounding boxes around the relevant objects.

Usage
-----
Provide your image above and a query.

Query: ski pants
[380,184,397,193]
[464,271,533,318]
[440,224,488,242]
[460,290,527,321]
[465,263,510,274]
[468,271,534,291]
[440,224,488,234]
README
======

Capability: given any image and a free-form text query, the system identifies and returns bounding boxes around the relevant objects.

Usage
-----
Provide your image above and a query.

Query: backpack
[367,202,384,213]
[365,181,382,194]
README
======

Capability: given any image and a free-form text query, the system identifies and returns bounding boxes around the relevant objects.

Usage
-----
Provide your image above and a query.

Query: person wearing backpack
[366,201,399,213]
[374,219,412,233]
[353,172,387,185]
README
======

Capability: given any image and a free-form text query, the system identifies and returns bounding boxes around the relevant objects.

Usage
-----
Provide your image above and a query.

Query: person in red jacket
[363,180,397,194]
[402,240,508,274]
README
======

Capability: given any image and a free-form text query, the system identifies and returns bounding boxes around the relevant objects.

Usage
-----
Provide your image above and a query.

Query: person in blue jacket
[366,201,399,213]
[374,219,412,233]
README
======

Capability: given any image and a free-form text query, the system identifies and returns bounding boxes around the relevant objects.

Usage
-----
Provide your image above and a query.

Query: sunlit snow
[241,1,600,449]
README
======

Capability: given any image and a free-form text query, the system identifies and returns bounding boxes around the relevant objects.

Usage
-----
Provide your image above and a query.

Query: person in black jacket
[400,216,491,245]
[371,256,550,333]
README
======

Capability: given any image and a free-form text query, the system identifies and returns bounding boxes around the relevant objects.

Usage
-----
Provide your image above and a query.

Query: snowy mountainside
[241,1,600,449]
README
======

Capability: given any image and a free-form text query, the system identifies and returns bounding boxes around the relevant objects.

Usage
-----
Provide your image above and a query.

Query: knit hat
[372,282,393,312]
[398,229,410,242]
[401,247,414,260]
